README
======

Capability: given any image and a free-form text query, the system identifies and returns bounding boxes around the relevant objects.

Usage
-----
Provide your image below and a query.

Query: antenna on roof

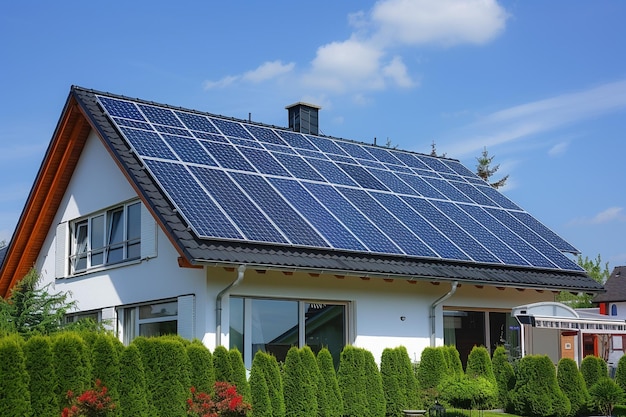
[248,113,251,122]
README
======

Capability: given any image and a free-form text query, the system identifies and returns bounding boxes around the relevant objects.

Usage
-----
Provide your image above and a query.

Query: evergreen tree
[558,254,609,307]
[23,335,58,417]
[492,346,515,410]
[397,346,421,410]
[213,345,233,383]
[581,355,607,389]
[186,341,215,395]
[250,351,273,417]
[337,346,368,417]
[283,346,316,417]
[363,349,386,417]
[466,346,496,384]
[317,348,343,417]
[118,344,149,417]
[0,334,32,417]
[300,346,321,416]
[132,337,161,416]
[615,354,626,392]
[381,348,403,417]
[53,332,91,408]
[557,358,589,416]
[0,268,76,337]
[229,347,251,402]
[150,338,190,417]
[589,378,624,417]
[445,345,464,378]
[91,333,121,415]
[476,147,508,189]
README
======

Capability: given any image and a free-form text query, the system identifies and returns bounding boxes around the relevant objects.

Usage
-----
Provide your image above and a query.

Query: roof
[593,266,626,303]
[0,86,604,297]
[0,245,6,271]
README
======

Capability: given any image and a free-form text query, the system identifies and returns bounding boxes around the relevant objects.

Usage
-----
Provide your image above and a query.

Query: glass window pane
[139,301,178,319]
[91,215,105,250]
[139,320,177,337]
[75,222,88,254]
[106,246,124,264]
[251,299,298,363]
[305,303,345,368]
[127,203,141,240]
[127,242,140,260]
[229,297,244,355]
[108,208,124,245]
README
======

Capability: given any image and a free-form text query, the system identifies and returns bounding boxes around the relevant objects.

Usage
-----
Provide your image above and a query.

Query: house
[0,86,605,368]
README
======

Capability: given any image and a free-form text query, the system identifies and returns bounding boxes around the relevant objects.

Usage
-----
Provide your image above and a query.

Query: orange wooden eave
[0,96,91,298]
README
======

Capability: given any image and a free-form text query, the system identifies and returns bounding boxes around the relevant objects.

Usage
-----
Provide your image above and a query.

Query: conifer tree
[396,346,421,410]
[213,345,234,383]
[476,147,508,189]
[381,348,403,417]
[0,334,32,417]
[91,334,121,414]
[229,347,251,402]
[250,351,273,417]
[338,345,368,417]
[23,335,58,417]
[492,346,515,410]
[317,347,343,417]
[581,355,607,389]
[364,349,386,417]
[150,338,190,417]
[132,337,161,416]
[300,346,322,416]
[186,341,215,395]
[466,346,496,384]
[557,357,589,416]
[615,354,626,392]
[118,344,149,417]
[53,332,91,408]
[283,346,316,416]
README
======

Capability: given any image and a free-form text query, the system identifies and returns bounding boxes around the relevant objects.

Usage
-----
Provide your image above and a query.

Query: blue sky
[1,1,625,271]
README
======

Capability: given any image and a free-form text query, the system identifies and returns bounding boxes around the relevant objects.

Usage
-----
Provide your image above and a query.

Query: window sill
[60,257,143,280]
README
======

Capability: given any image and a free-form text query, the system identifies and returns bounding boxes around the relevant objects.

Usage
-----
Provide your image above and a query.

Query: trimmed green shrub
[492,345,515,410]
[53,332,91,408]
[440,375,497,410]
[444,345,464,378]
[613,404,626,417]
[317,347,343,417]
[186,341,215,394]
[338,345,368,417]
[229,347,251,402]
[300,346,322,416]
[363,349,385,417]
[283,346,316,416]
[23,335,58,417]
[557,358,589,416]
[250,351,273,417]
[213,345,233,383]
[0,334,32,416]
[615,354,626,392]
[466,346,496,384]
[91,333,121,415]
[382,346,419,416]
[150,337,191,417]
[510,354,570,417]
[118,344,149,417]
[589,377,624,417]
[131,337,160,416]
[581,355,607,389]
[417,346,447,406]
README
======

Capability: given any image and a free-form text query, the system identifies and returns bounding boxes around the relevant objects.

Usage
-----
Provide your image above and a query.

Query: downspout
[430,281,458,347]
[216,264,246,347]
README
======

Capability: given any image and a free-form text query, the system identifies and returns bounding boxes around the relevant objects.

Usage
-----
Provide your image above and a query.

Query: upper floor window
[70,201,141,274]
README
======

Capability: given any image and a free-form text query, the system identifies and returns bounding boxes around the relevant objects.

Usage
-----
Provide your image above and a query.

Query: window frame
[121,299,179,345]
[69,200,141,275]
[229,296,350,368]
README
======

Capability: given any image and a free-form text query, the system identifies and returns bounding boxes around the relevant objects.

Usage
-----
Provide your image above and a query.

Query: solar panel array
[96,95,583,272]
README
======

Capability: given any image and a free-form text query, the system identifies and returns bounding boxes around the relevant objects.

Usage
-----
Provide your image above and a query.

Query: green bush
[23,335,58,417]
[492,346,515,410]
[283,346,316,417]
[338,345,368,417]
[0,334,32,416]
[581,355,607,389]
[151,338,191,417]
[91,333,121,415]
[229,347,251,402]
[589,377,624,417]
[317,347,343,417]
[615,354,626,392]
[466,346,496,384]
[439,375,497,410]
[417,346,447,406]
[300,346,322,416]
[510,355,570,417]
[363,349,385,417]
[557,358,589,416]
[613,404,626,417]
[382,346,420,416]
[250,351,273,417]
[444,345,464,378]
[53,332,91,408]
[213,345,234,383]
[131,337,160,416]
[118,344,149,417]
[186,341,215,394]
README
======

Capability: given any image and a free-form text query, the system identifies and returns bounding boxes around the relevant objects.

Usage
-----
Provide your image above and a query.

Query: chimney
[285,102,321,135]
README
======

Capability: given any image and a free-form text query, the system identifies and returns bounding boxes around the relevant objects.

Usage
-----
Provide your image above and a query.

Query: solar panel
[96,94,583,272]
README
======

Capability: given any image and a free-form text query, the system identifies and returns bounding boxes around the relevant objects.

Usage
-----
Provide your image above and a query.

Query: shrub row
[2,332,625,417]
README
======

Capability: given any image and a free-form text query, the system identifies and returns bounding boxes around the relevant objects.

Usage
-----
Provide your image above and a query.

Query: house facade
[0,86,604,368]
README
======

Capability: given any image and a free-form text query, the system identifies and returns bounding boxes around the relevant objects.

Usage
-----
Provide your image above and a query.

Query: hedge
[317,347,343,417]
[118,343,149,417]
[283,346,316,416]
[52,332,91,408]
[23,335,58,417]
[556,357,589,416]
[581,355,607,389]
[492,345,515,410]
[187,340,215,395]
[0,334,32,417]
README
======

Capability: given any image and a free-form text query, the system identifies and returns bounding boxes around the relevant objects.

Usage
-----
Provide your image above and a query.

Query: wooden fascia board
[0,98,90,297]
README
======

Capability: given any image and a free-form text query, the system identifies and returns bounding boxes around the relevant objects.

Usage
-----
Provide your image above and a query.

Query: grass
[446,409,521,417]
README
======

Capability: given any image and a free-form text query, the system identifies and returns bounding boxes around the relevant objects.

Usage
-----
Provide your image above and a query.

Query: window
[70,201,141,274]
[230,297,348,368]
[65,310,101,325]
[122,300,178,345]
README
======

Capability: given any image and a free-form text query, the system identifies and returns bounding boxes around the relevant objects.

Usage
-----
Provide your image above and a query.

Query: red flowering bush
[61,379,116,417]
[187,381,251,417]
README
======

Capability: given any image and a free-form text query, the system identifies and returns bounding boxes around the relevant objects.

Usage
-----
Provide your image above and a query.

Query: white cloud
[569,207,626,226]
[445,79,626,157]
[382,56,416,88]
[202,75,239,90]
[548,141,569,156]
[242,61,295,83]
[371,0,508,47]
